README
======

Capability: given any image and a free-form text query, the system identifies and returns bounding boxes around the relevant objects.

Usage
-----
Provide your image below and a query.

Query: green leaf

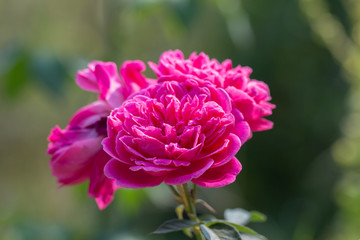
[240,234,266,240]
[224,208,251,225]
[174,205,193,238]
[225,223,261,236]
[224,208,267,225]
[199,214,218,222]
[200,223,242,240]
[151,219,198,234]
[200,224,221,240]
[249,211,266,223]
[206,220,266,239]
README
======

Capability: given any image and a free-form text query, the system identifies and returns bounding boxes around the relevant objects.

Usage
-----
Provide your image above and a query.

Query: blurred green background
[1,0,360,239]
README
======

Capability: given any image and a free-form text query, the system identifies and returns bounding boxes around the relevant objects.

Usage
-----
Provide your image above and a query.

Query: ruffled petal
[192,157,241,188]
[104,159,165,188]
[68,101,111,128]
[75,61,101,92]
[210,134,241,167]
[94,63,125,108]
[248,118,274,132]
[231,108,252,143]
[50,137,103,185]
[94,179,117,210]
[88,150,118,210]
[120,60,149,92]
[164,158,214,185]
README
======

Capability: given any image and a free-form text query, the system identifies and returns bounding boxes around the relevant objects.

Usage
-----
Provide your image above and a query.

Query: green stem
[176,185,189,211]
[183,183,197,220]
[169,185,179,196]
[177,184,203,240]
[192,183,197,199]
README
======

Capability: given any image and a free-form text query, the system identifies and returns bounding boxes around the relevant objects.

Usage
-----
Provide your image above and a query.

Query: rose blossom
[102,79,251,188]
[76,60,150,108]
[48,101,115,209]
[48,60,151,209]
[149,50,275,133]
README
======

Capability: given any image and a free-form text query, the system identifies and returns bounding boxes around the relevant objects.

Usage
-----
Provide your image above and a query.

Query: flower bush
[47,50,275,239]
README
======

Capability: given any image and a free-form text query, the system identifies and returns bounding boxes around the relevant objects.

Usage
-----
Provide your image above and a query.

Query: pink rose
[48,60,151,209]
[102,80,250,189]
[149,50,275,133]
[48,101,116,209]
[76,60,151,108]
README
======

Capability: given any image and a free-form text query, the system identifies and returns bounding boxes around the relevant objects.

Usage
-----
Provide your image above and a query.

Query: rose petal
[104,159,165,188]
[211,134,241,167]
[88,150,113,196]
[248,118,274,132]
[94,180,117,210]
[231,108,251,143]
[120,60,149,92]
[176,142,203,162]
[75,61,101,92]
[192,157,241,188]
[164,158,214,185]
[94,63,125,108]
[50,137,103,185]
[87,150,118,210]
[69,101,111,129]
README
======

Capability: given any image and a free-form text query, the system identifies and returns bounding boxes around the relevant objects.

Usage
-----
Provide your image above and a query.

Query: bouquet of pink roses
[47,50,275,239]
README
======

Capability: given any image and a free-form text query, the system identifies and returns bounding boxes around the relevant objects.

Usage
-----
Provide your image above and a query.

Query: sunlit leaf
[224,208,251,225]
[201,222,242,240]
[200,224,221,240]
[224,208,266,225]
[249,211,266,223]
[240,234,266,240]
[225,223,262,237]
[206,220,266,239]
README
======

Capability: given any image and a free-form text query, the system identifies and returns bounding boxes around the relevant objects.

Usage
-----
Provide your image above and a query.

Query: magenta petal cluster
[149,50,275,133]
[76,60,151,108]
[47,60,151,209]
[102,80,247,188]
[48,50,275,209]
[48,101,116,209]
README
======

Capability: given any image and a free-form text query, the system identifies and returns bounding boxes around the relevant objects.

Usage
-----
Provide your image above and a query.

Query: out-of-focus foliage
[300,0,360,239]
[0,0,358,239]
[0,43,68,100]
